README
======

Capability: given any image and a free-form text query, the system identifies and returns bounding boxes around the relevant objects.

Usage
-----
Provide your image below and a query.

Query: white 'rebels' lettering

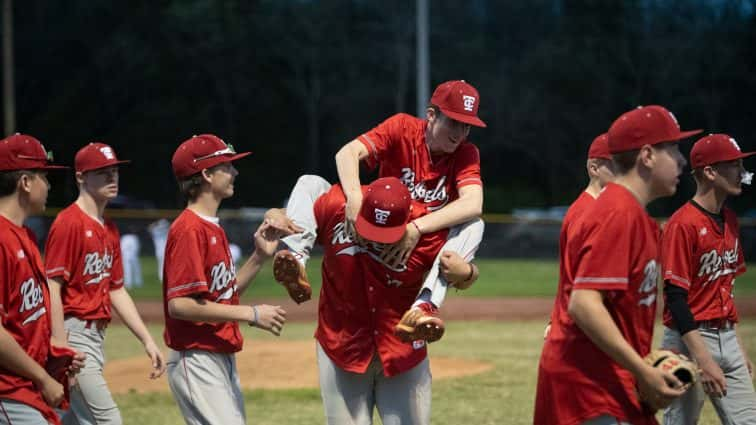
[19,278,44,313]
[399,168,449,211]
[638,260,658,307]
[462,95,476,112]
[209,261,236,293]
[332,222,354,245]
[374,208,390,225]
[698,239,740,283]
[83,251,114,277]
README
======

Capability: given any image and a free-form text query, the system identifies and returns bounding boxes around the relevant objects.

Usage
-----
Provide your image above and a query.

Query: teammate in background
[543,133,615,339]
[268,175,479,424]
[660,134,756,424]
[163,135,291,425]
[0,134,85,425]
[148,219,170,282]
[278,80,485,337]
[535,105,700,424]
[45,143,165,425]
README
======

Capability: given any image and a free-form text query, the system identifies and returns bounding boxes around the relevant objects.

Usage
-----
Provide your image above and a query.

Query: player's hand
[69,350,86,376]
[253,221,287,258]
[543,322,551,340]
[264,208,304,235]
[380,222,421,268]
[699,358,727,397]
[250,304,287,336]
[636,364,689,410]
[439,251,471,287]
[38,374,65,407]
[144,340,166,379]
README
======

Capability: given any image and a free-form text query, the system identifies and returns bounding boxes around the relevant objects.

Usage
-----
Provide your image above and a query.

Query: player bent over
[332,80,485,338]
[267,176,479,425]
[0,134,85,425]
[660,134,756,424]
[163,135,291,425]
[535,106,700,425]
[544,133,615,339]
[44,143,164,425]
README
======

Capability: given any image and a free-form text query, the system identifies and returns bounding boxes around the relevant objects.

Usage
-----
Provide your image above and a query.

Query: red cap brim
[668,129,704,142]
[39,165,70,170]
[440,109,487,128]
[78,160,131,173]
[355,216,406,244]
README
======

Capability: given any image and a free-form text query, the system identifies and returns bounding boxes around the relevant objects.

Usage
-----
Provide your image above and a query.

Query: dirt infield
[131,296,756,323]
[105,340,493,394]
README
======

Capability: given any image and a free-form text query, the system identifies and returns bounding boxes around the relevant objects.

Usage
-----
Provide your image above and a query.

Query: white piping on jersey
[167,281,207,295]
[457,177,482,185]
[574,277,629,284]
[46,266,70,277]
[361,134,380,164]
[664,272,691,287]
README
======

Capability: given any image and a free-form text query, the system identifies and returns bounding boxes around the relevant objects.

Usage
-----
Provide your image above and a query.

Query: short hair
[611,150,640,175]
[176,163,224,201]
[0,170,30,197]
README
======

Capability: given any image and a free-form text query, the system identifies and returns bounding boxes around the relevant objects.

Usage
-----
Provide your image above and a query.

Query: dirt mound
[105,340,493,395]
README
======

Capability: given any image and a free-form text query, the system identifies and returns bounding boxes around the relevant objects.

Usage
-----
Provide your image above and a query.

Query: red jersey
[358,113,482,220]
[45,204,124,320]
[0,216,60,425]
[661,202,745,327]
[535,183,660,425]
[313,184,446,377]
[547,191,595,338]
[162,209,242,353]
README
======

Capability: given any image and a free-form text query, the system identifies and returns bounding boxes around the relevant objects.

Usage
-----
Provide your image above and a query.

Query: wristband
[250,306,259,327]
[411,220,422,235]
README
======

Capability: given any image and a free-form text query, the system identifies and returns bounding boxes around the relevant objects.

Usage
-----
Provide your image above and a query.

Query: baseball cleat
[394,302,445,343]
[273,250,312,304]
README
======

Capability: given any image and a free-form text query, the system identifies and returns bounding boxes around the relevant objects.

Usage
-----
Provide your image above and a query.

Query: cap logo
[374,208,391,225]
[729,137,741,152]
[99,146,115,160]
[462,95,476,112]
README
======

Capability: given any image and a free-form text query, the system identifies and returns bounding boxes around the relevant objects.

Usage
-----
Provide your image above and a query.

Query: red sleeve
[164,229,209,300]
[661,221,695,289]
[357,114,409,170]
[108,223,124,290]
[0,245,9,318]
[44,219,80,283]
[313,185,347,245]
[573,211,633,291]
[453,143,482,189]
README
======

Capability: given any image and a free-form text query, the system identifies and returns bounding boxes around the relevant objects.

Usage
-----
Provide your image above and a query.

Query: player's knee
[296,174,330,191]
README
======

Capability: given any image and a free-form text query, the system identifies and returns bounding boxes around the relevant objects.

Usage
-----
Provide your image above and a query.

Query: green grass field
[108,321,756,425]
[127,256,756,300]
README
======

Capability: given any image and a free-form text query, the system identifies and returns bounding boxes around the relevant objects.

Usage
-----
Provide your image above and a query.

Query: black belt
[696,318,735,329]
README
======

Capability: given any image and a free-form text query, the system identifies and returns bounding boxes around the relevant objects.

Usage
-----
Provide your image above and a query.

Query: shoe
[394,302,445,343]
[273,250,312,304]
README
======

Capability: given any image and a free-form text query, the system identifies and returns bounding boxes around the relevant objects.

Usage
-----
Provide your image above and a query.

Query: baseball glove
[638,349,698,410]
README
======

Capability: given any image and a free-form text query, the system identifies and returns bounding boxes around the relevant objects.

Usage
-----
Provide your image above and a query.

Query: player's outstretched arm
[0,324,64,407]
[236,220,300,293]
[167,298,286,336]
[335,140,369,230]
[569,289,688,407]
[110,287,166,379]
[47,277,69,345]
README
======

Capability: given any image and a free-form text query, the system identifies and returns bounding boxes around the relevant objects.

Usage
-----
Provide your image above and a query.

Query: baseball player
[0,134,85,425]
[660,134,756,424]
[163,134,291,425]
[331,79,485,333]
[543,133,615,339]
[535,105,700,425]
[44,142,165,425]
[267,174,480,425]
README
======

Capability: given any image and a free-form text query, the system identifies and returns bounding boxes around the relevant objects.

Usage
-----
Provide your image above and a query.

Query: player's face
[426,111,470,155]
[649,143,686,198]
[26,171,50,214]
[208,162,238,199]
[711,159,745,196]
[82,166,119,201]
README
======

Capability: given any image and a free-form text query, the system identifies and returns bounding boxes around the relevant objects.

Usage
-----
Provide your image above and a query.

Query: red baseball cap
[172,134,251,179]
[607,105,702,154]
[355,177,412,244]
[588,133,611,160]
[75,142,131,173]
[430,80,487,128]
[690,134,756,169]
[0,133,67,171]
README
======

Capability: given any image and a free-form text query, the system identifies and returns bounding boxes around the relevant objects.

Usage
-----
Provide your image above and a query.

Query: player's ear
[200,168,214,183]
[426,107,437,122]
[638,144,655,169]
[74,171,85,186]
[702,165,718,182]
[17,172,33,194]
